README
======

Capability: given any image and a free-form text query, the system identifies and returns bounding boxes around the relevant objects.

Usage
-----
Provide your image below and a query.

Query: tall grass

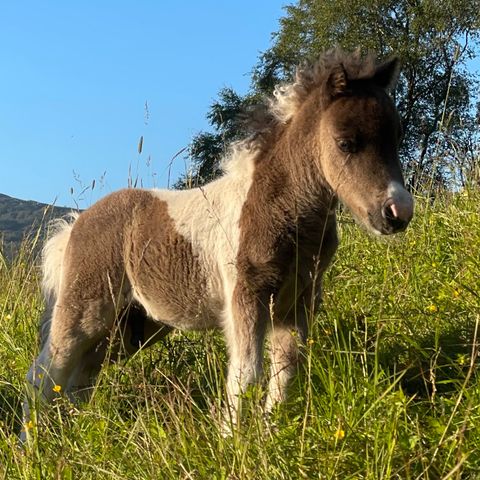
[0,187,479,479]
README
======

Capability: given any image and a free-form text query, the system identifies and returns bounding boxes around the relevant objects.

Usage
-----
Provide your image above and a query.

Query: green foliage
[186,0,480,190]
[175,88,262,189]
[1,189,479,478]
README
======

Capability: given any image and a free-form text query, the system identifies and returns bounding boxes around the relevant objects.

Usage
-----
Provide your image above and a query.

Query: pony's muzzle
[381,196,413,233]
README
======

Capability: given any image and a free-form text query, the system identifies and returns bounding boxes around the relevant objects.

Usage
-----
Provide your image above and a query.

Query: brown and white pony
[23,50,413,436]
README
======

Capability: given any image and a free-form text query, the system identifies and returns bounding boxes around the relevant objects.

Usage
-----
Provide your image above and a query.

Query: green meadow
[0,188,479,479]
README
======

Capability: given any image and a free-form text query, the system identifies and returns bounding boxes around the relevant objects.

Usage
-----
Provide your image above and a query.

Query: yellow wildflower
[24,420,34,430]
[334,428,345,440]
[52,384,62,393]
[457,354,468,366]
[426,304,438,313]
[453,289,460,298]
[307,338,314,346]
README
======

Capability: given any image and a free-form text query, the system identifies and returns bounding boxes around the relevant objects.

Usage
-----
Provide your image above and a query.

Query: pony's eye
[337,138,357,153]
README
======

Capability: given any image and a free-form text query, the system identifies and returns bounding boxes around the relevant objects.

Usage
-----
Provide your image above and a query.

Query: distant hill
[0,193,74,260]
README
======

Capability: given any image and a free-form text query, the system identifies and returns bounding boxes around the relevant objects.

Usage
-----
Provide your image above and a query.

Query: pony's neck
[246,122,337,221]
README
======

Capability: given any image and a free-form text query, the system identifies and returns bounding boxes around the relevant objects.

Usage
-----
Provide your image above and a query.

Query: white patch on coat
[150,143,257,321]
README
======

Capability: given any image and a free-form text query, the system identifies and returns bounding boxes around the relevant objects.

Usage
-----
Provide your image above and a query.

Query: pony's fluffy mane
[271,49,379,121]
[241,49,384,144]
[220,49,389,173]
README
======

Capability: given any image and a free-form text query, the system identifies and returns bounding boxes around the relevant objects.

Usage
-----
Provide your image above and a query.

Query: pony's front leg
[265,307,308,414]
[223,284,267,429]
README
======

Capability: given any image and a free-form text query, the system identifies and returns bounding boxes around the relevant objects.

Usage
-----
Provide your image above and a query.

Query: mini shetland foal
[24,50,413,434]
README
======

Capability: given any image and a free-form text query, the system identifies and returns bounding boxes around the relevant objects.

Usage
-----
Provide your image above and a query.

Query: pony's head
[312,53,413,234]
[263,51,414,235]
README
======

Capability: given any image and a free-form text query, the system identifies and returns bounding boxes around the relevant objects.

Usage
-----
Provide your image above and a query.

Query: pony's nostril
[383,198,413,221]
[382,199,410,232]
[382,201,398,221]
[383,204,395,220]
[389,203,400,219]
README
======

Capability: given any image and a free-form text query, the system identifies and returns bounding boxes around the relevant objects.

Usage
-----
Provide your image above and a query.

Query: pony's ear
[373,57,400,90]
[327,64,348,97]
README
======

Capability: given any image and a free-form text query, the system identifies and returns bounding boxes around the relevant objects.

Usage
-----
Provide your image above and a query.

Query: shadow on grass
[332,314,479,397]
[0,383,22,436]
[93,332,227,423]
[383,327,477,397]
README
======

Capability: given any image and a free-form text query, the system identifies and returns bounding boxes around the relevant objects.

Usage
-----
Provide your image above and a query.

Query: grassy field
[0,188,479,479]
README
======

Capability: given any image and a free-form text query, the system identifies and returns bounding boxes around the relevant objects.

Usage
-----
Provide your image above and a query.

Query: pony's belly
[131,287,222,331]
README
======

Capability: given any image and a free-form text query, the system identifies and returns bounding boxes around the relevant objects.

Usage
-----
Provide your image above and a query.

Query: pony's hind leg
[65,340,108,403]
[23,298,115,435]
[65,308,173,404]
[63,304,149,403]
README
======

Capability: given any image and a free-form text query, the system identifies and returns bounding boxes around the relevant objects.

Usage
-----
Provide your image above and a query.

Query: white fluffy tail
[42,212,79,302]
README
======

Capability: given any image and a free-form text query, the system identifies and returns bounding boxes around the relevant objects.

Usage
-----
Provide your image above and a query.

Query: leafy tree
[179,0,480,191]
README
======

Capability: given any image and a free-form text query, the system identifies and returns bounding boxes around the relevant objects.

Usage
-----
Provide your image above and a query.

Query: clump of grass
[0,188,479,479]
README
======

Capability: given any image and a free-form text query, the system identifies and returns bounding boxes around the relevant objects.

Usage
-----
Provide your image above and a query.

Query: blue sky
[1,3,478,209]
[0,2,286,208]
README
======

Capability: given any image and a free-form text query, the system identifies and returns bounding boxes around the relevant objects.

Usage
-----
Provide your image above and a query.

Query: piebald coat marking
[23,50,414,439]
